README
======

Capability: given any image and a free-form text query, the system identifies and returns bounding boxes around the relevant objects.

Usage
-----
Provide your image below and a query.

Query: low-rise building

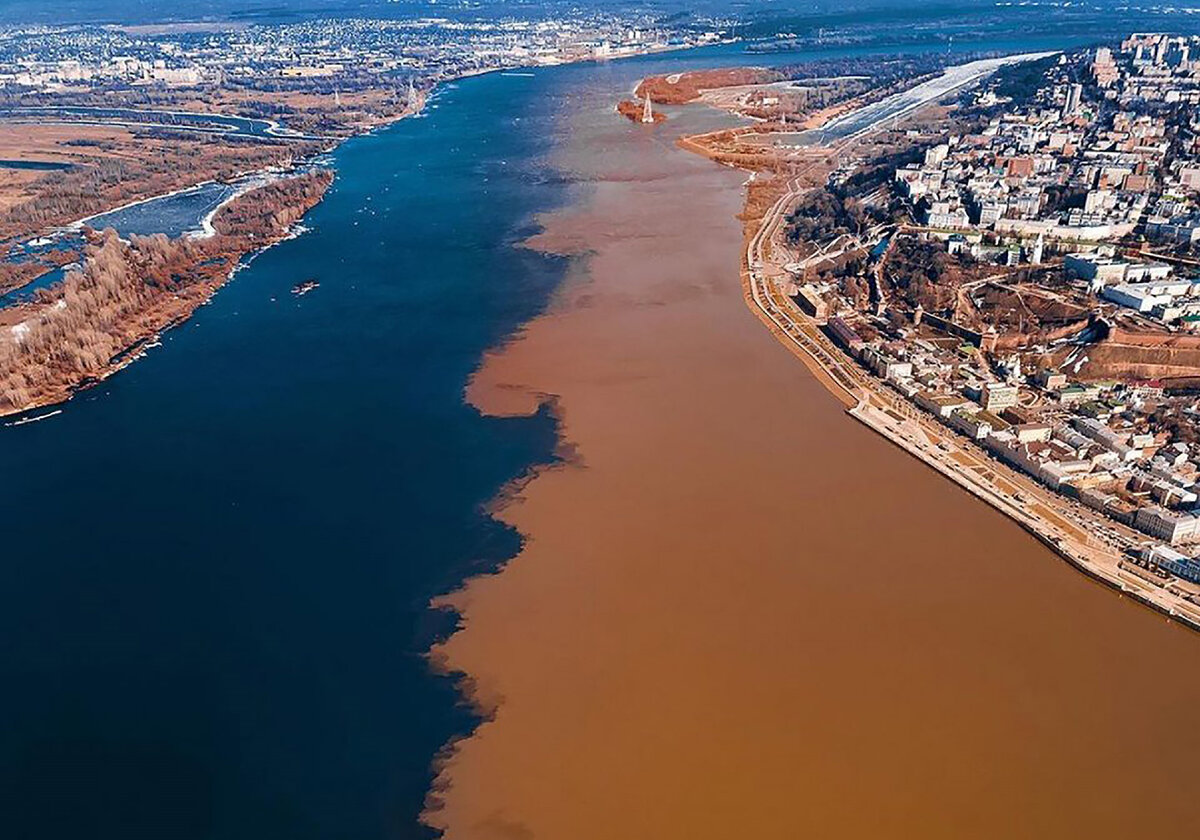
[980,382,1020,412]
[825,317,864,355]
[793,285,829,321]
[1065,253,1129,287]
[1073,416,1139,461]
[949,409,992,440]
[1142,544,1200,582]
[1013,422,1053,443]
[916,391,970,418]
[1134,505,1200,544]
[1101,279,1192,313]
[862,346,913,381]
[1037,369,1068,390]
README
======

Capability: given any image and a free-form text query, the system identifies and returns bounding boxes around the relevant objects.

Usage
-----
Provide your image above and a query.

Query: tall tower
[1063,82,1082,117]
[407,78,418,109]
[641,95,654,124]
[1031,232,1045,265]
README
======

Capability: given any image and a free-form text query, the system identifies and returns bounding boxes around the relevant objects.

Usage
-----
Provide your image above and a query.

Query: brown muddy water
[424,70,1200,840]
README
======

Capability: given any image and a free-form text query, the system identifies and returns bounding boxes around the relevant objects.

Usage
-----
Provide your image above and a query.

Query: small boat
[292,279,319,296]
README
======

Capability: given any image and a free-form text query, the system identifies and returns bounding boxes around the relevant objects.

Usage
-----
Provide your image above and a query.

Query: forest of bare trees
[0,139,316,241]
[0,247,73,295]
[0,170,331,414]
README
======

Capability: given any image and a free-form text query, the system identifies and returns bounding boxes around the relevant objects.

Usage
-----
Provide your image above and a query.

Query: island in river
[0,171,331,417]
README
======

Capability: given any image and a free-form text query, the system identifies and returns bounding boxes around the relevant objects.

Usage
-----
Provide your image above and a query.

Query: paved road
[786,52,1058,146]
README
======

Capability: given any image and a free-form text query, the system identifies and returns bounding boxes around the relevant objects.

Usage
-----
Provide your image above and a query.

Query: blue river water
[0,33,1103,840]
[87,181,242,238]
[0,63,570,840]
[0,266,67,307]
[0,159,73,171]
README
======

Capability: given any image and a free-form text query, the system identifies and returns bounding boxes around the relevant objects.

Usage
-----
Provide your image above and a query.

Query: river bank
[732,201,1200,631]
[0,171,332,418]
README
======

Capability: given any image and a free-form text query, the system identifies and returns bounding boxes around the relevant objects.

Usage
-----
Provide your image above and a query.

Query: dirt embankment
[991,317,1091,351]
[1046,326,1200,382]
[635,67,782,104]
[0,171,331,416]
[677,128,786,171]
[1107,326,1200,349]
[1067,343,1200,382]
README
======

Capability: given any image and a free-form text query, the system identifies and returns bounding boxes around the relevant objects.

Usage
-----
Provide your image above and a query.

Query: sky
[0,0,1148,26]
[2,0,1197,46]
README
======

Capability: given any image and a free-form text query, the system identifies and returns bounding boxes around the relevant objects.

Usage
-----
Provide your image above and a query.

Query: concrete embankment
[850,402,1200,632]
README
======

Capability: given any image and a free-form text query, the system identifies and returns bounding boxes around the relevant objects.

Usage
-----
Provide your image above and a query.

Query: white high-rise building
[1030,232,1045,265]
[1062,82,1083,118]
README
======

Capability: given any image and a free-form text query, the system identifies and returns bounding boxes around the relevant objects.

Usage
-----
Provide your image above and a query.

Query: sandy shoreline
[423,66,1200,840]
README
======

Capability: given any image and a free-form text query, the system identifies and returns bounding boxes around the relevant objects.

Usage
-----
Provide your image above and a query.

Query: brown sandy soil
[0,123,132,162]
[798,99,858,129]
[0,124,136,212]
[676,127,788,171]
[1041,326,1200,383]
[424,94,1200,840]
[615,100,666,123]
[684,74,920,133]
[691,83,790,117]
[636,67,782,104]
[1057,341,1200,382]
[0,169,43,211]
[691,83,846,126]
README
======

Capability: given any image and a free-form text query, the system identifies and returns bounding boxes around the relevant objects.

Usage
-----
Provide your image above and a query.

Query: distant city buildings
[893,36,1200,256]
[0,15,730,93]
